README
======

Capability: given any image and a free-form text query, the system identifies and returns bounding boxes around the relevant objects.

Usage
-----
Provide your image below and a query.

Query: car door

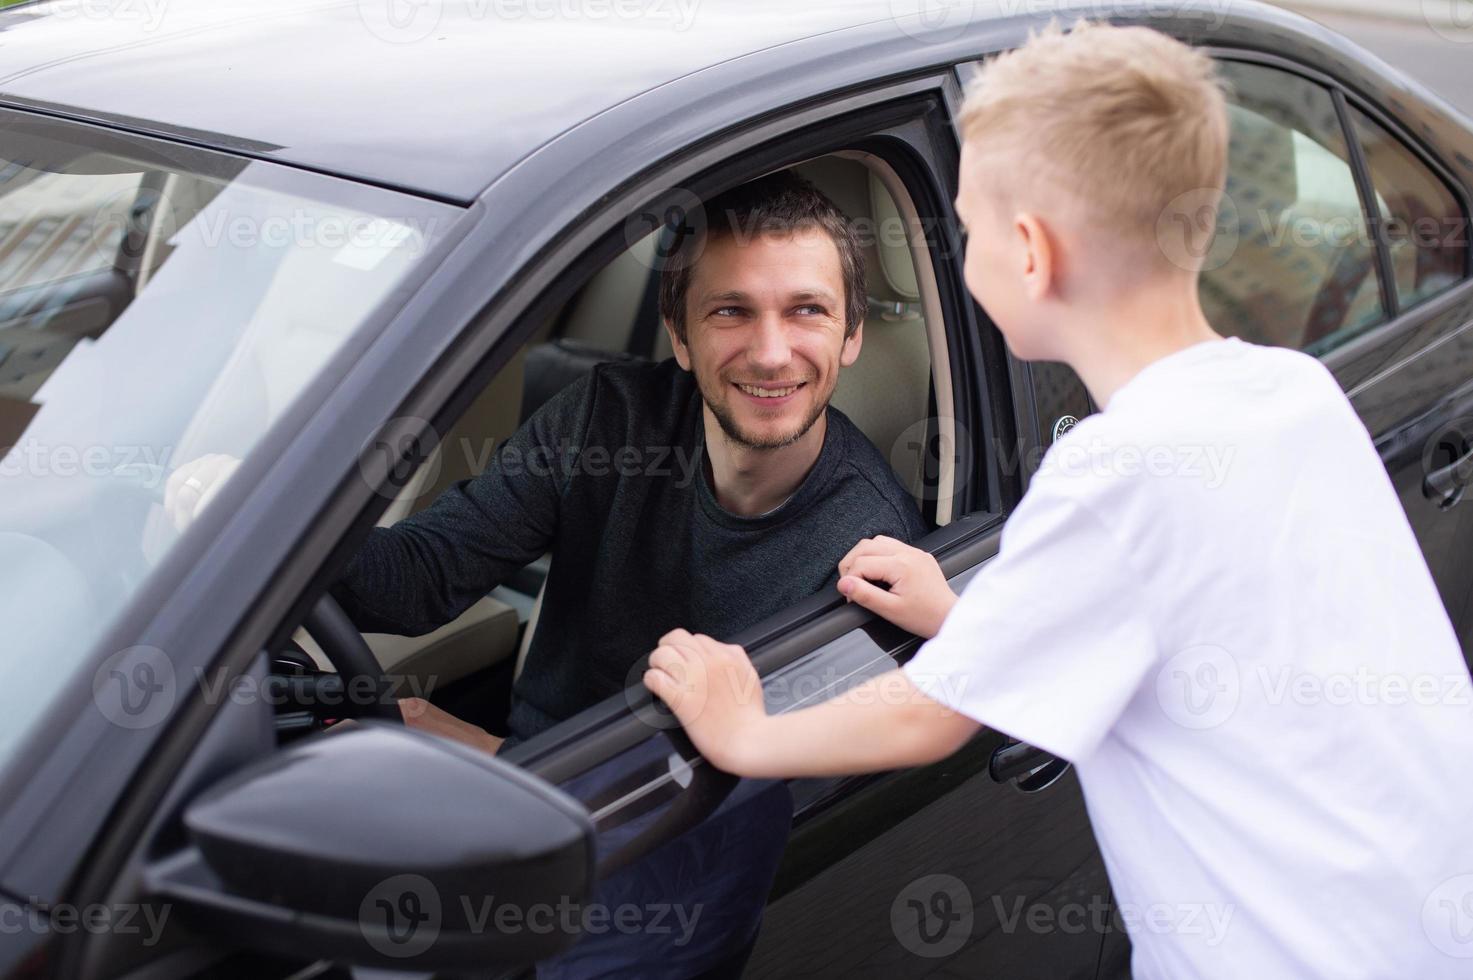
[1331,100,1473,659]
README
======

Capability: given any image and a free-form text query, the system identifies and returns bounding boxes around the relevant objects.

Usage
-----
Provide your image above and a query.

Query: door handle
[1424,445,1473,507]
[989,740,1070,792]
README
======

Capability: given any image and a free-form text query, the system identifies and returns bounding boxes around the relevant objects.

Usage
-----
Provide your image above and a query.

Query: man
[324,170,925,751]
[645,22,1473,980]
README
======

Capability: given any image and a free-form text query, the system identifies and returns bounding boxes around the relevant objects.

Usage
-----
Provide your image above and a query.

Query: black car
[1,1,1470,977]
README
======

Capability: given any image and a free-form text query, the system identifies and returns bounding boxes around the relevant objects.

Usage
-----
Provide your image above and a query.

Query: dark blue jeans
[531,742,793,980]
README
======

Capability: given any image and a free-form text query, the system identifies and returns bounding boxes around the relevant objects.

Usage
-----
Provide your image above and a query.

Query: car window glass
[1203,61,1384,356]
[1348,106,1469,311]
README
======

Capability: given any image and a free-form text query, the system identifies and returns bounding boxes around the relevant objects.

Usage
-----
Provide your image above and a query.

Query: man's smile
[733,380,808,403]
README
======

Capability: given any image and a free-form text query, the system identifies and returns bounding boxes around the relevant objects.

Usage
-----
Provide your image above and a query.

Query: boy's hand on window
[643,629,768,774]
[398,697,504,755]
[837,536,957,639]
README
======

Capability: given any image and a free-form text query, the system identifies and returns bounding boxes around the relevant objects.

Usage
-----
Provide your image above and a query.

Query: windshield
[0,113,457,767]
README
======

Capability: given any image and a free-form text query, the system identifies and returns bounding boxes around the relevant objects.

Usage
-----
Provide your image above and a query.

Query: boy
[643,21,1473,979]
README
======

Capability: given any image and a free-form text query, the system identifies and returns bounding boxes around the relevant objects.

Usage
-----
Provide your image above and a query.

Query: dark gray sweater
[330,358,926,742]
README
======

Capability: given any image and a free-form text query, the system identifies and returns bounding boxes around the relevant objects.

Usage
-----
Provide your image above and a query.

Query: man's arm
[329,377,596,635]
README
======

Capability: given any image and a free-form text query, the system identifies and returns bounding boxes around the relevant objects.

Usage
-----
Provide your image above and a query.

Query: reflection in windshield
[0,118,455,768]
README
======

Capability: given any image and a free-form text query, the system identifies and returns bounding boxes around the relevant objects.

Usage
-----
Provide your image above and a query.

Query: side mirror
[146,724,594,970]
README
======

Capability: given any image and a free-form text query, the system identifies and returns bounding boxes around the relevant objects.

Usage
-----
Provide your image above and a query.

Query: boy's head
[954,20,1229,360]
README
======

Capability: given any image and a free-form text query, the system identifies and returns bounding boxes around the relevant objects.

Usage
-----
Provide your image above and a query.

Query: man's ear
[664,318,692,371]
[1015,211,1057,302]
[839,320,863,368]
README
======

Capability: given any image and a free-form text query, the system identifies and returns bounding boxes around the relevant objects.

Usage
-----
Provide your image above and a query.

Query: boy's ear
[1015,211,1057,302]
[665,318,692,371]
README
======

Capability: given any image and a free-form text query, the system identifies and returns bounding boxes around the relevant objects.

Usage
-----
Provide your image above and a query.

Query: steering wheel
[301,593,403,723]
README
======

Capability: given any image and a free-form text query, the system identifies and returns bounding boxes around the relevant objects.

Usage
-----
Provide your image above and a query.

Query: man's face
[669,225,862,449]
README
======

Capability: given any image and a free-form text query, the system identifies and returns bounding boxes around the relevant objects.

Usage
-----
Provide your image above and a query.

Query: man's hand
[837,536,958,639]
[643,629,768,775]
[164,453,242,532]
[398,697,504,755]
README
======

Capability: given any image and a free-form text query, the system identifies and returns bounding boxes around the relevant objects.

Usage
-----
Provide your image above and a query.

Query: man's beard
[696,373,832,451]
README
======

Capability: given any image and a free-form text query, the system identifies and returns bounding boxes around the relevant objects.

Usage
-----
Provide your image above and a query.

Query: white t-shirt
[904,336,1473,979]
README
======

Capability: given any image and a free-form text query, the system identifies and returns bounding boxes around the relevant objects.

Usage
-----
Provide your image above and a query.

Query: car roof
[0,0,933,202]
[5,0,1469,210]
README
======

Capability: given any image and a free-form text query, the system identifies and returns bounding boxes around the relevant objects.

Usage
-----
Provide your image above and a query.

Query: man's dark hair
[658,171,867,345]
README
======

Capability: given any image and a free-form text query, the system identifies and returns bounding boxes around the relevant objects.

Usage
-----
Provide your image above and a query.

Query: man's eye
[712,306,744,317]
[793,305,823,316]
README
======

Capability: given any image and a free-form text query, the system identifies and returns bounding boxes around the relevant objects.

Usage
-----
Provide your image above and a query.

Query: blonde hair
[957,20,1229,278]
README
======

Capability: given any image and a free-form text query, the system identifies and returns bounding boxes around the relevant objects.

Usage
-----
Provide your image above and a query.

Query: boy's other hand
[837,536,958,639]
[643,629,767,774]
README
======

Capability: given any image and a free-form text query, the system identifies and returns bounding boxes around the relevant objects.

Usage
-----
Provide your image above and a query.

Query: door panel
[1351,302,1473,659]
[744,556,1107,980]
